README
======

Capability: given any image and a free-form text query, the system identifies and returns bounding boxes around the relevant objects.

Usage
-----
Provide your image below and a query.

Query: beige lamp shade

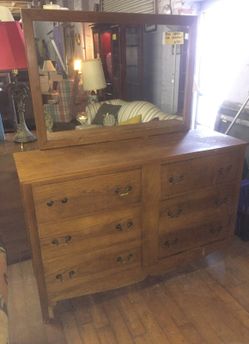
[42,60,56,72]
[0,6,14,21]
[81,58,106,91]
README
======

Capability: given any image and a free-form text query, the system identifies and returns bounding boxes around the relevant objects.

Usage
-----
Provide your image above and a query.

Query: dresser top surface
[13,128,247,184]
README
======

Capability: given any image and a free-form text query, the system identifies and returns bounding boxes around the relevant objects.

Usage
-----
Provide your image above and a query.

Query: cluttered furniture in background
[13,9,247,322]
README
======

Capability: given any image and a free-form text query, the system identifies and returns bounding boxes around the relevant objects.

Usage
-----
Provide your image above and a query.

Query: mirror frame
[22,9,197,150]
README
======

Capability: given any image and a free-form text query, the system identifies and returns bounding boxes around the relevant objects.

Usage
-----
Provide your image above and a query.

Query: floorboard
[8,237,249,344]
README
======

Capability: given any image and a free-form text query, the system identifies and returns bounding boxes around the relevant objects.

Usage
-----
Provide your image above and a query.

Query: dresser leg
[42,304,55,323]
[48,305,55,320]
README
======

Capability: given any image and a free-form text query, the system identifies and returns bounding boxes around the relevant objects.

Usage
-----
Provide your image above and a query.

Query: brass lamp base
[14,122,36,143]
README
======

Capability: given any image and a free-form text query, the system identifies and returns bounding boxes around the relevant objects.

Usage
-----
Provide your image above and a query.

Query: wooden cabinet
[14,129,246,320]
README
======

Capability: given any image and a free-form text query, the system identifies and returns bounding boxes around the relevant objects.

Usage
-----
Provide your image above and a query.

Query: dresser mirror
[22,9,197,149]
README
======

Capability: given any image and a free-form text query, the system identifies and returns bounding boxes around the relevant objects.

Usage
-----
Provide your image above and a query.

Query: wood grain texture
[32,169,141,224]
[13,128,247,321]
[8,238,249,344]
[13,128,245,184]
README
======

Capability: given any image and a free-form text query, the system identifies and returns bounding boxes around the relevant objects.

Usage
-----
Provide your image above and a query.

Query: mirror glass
[33,19,189,136]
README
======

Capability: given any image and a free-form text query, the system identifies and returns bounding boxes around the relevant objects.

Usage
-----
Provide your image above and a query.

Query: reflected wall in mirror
[22,10,197,149]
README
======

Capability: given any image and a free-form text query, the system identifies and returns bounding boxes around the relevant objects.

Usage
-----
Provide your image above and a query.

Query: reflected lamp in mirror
[42,59,56,92]
[81,58,106,103]
[0,21,36,143]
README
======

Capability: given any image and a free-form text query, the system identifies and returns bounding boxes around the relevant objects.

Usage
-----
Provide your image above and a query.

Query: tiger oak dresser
[14,128,246,321]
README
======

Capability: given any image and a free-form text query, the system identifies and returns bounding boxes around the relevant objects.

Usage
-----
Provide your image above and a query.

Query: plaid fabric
[44,79,74,123]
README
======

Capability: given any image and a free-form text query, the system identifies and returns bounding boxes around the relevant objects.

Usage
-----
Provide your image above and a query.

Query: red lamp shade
[0,21,27,71]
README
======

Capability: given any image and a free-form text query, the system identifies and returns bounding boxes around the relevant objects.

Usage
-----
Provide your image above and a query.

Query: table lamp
[42,59,56,92]
[0,19,36,143]
[81,58,106,103]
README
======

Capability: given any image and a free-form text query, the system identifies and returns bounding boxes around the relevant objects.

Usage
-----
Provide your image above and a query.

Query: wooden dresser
[14,128,246,320]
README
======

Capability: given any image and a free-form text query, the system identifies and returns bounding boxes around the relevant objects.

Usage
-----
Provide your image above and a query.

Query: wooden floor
[8,237,249,344]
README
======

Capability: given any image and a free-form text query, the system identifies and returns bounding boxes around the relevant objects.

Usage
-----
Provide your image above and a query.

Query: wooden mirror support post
[13,9,247,321]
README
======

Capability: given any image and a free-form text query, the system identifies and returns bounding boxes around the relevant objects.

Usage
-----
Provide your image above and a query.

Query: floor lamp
[0,21,36,143]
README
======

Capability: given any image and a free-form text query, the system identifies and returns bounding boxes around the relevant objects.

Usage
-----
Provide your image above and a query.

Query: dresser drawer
[44,241,141,302]
[159,219,230,259]
[33,169,141,224]
[159,184,236,234]
[39,206,141,260]
[161,151,239,198]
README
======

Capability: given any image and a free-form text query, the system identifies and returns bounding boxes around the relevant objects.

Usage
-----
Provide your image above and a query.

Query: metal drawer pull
[46,200,54,207]
[116,220,134,232]
[127,220,133,229]
[217,164,232,176]
[51,239,59,246]
[64,235,72,244]
[68,270,75,279]
[115,185,133,197]
[168,175,184,184]
[163,238,178,247]
[116,253,134,264]
[116,223,123,231]
[167,208,182,218]
[209,225,223,234]
[56,274,63,282]
[61,197,68,204]
[116,256,123,263]
[215,196,229,206]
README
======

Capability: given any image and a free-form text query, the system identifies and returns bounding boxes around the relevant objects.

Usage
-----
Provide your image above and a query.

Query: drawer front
[159,184,236,234]
[159,219,230,259]
[161,151,239,199]
[33,169,141,224]
[44,241,141,301]
[39,206,141,260]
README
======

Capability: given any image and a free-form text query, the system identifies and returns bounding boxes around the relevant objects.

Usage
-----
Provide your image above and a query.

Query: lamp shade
[81,58,106,91]
[0,22,27,70]
[42,60,56,72]
[0,6,14,21]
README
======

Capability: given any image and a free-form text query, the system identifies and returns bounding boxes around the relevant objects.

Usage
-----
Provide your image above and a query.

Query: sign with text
[164,32,184,45]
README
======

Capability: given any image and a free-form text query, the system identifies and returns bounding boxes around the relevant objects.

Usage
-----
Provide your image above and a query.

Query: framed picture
[144,24,157,33]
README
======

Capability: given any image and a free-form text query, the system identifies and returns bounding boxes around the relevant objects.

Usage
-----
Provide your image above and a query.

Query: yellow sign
[164,32,184,45]
[112,33,117,40]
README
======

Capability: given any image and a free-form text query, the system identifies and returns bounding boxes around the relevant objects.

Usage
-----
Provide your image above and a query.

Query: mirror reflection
[34,20,189,133]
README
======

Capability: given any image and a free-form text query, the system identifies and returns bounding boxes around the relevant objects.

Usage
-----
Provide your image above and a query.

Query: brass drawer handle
[116,223,123,231]
[61,197,68,204]
[163,238,178,247]
[127,220,133,229]
[46,200,54,207]
[51,239,59,246]
[167,208,182,218]
[115,185,133,197]
[217,164,232,176]
[209,225,223,234]
[215,196,229,207]
[116,256,123,263]
[51,235,72,246]
[116,253,134,264]
[64,235,72,244]
[56,274,63,282]
[116,221,134,232]
[168,175,184,185]
[68,270,75,279]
